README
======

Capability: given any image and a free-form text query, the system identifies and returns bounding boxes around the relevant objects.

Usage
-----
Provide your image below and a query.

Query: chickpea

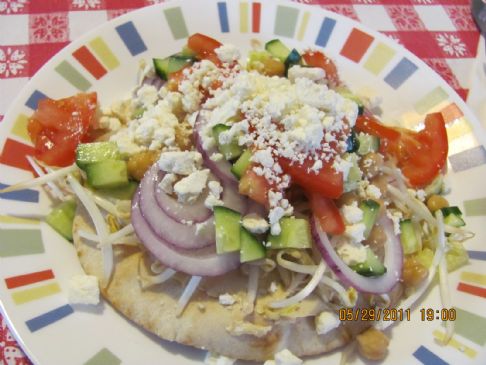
[359,152,384,179]
[127,150,160,181]
[426,194,449,212]
[357,327,389,361]
[402,256,428,288]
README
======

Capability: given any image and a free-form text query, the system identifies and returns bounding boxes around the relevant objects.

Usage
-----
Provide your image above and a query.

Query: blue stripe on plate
[384,58,418,89]
[26,304,74,332]
[468,250,486,261]
[25,90,47,110]
[0,183,39,203]
[217,2,229,33]
[115,22,147,56]
[413,346,449,365]
[449,146,486,172]
[315,17,336,48]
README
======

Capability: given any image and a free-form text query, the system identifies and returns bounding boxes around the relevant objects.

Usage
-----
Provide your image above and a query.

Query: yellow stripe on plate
[11,114,31,142]
[89,37,120,70]
[460,271,486,286]
[240,2,249,33]
[297,12,310,41]
[0,215,39,225]
[433,330,477,359]
[447,117,473,141]
[12,282,61,305]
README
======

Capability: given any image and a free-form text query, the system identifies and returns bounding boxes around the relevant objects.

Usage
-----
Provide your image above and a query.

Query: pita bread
[73,206,370,361]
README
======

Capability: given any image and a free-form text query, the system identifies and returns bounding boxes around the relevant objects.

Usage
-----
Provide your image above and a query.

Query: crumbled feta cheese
[215,44,241,63]
[269,206,285,235]
[173,169,209,204]
[242,213,270,234]
[158,173,177,194]
[315,311,341,335]
[109,128,143,155]
[158,151,202,175]
[68,275,100,305]
[210,153,224,161]
[219,293,236,306]
[205,180,224,209]
[416,189,426,202]
[264,349,303,365]
[204,352,235,365]
[99,116,121,131]
[226,321,272,338]
[344,223,367,243]
[136,84,159,107]
[386,209,403,235]
[341,202,363,224]
[336,242,367,266]
[333,157,354,181]
[269,281,278,293]
[218,120,249,145]
[366,184,382,199]
[287,65,325,83]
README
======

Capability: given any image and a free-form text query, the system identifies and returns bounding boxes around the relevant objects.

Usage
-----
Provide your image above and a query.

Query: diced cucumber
[415,247,434,269]
[247,50,286,76]
[212,124,243,160]
[267,217,312,249]
[445,241,469,272]
[214,206,242,254]
[181,46,196,58]
[400,219,420,254]
[92,180,138,200]
[46,200,77,241]
[350,247,386,277]
[85,160,129,189]
[240,227,266,263]
[356,133,380,156]
[153,54,194,80]
[441,206,465,227]
[231,149,252,179]
[346,130,360,153]
[76,142,121,169]
[265,39,291,63]
[360,199,380,239]
[343,153,361,192]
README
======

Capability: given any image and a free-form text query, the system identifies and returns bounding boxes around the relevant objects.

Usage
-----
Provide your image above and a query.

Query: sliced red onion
[194,112,238,185]
[311,214,403,294]
[221,179,248,213]
[132,192,240,276]
[152,166,212,223]
[139,167,215,249]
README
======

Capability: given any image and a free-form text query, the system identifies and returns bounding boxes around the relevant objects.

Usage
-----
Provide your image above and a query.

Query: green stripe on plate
[12,282,61,305]
[0,215,39,225]
[414,86,448,114]
[11,114,30,142]
[84,348,121,365]
[55,61,91,91]
[164,7,189,40]
[446,308,486,346]
[363,43,396,75]
[240,2,249,33]
[0,229,44,257]
[274,5,299,38]
[89,37,120,70]
[464,198,486,216]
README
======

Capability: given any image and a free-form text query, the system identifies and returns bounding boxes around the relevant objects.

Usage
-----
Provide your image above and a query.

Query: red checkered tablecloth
[0,0,482,363]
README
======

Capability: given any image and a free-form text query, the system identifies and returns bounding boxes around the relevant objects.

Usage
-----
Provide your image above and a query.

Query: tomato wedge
[187,33,222,66]
[309,192,345,235]
[302,50,339,86]
[238,167,272,207]
[27,93,97,167]
[279,157,343,199]
[355,113,448,187]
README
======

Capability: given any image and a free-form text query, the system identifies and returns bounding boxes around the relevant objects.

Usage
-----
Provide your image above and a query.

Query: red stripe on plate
[0,138,35,173]
[340,28,374,63]
[5,270,55,289]
[457,282,486,298]
[252,3,261,33]
[72,46,107,80]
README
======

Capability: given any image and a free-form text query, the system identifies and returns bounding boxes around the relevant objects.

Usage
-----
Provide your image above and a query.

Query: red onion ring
[132,191,240,276]
[311,214,402,294]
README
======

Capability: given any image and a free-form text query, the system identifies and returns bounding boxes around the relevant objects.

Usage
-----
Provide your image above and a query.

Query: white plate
[1,1,486,364]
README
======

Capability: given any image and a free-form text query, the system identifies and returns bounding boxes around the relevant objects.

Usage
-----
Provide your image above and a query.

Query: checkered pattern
[0,0,481,363]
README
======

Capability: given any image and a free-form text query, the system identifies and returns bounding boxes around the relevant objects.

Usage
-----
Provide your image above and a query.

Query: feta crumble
[242,213,270,234]
[158,151,202,175]
[315,311,341,335]
[341,202,363,224]
[264,349,303,365]
[158,173,177,194]
[287,65,325,83]
[336,242,367,266]
[173,169,209,204]
[219,293,236,306]
[215,44,241,63]
[204,352,235,365]
[68,275,100,305]
[205,180,224,209]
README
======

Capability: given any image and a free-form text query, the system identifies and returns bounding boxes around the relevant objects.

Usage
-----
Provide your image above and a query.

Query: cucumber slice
[46,200,77,241]
[346,130,360,153]
[76,142,121,169]
[343,153,361,192]
[240,227,266,263]
[350,248,386,277]
[212,124,243,160]
[231,149,252,179]
[356,133,380,156]
[92,181,138,200]
[85,160,129,189]
[441,206,465,227]
[267,217,312,249]
[399,219,420,254]
[360,199,380,238]
[214,206,242,254]
[265,39,291,63]
[153,55,194,80]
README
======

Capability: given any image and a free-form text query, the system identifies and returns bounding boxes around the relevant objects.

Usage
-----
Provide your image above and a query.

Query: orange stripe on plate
[5,270,55,289]
[252,3,261,33]
[457,282,486,298]
[340,28,374,63]
[0,138,35,173]
[73,46,107,80]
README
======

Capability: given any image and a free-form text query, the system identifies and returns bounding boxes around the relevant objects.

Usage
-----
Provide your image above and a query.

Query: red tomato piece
[302,50,339,86]
[239,168,271,207]
[354,115,401,141]
[187,33,222,66]
[308,192,345,235]
[27,92,98,167]
[279,157,343,199]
